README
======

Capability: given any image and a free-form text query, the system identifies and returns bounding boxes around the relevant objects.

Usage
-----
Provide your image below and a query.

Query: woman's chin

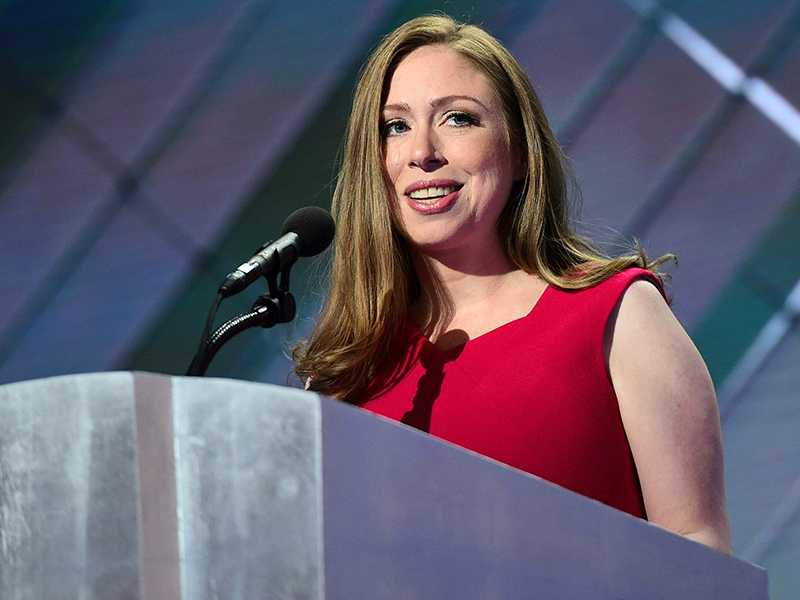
[406,230,463,253]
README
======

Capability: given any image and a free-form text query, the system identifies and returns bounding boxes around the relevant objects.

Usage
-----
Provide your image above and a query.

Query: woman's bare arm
[607,279,732,553]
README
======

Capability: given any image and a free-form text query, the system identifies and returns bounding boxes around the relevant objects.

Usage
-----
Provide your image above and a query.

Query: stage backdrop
[1,1,799,597]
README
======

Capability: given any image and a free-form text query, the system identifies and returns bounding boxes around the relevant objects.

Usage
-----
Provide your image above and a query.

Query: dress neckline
[407,284,553,358]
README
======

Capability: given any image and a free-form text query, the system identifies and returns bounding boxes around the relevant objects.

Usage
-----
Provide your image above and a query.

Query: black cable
[186,291,224,376]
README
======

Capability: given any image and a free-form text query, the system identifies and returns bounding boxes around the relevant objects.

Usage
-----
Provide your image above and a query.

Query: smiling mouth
[408,185,461,202]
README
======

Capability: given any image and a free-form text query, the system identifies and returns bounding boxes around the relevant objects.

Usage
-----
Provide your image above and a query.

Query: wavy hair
[293,14,667,400]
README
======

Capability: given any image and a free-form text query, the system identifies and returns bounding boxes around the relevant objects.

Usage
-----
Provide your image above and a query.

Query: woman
[294,15,731,553]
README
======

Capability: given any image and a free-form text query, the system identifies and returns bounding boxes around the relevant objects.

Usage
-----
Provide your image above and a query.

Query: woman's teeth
[409,186,456,201]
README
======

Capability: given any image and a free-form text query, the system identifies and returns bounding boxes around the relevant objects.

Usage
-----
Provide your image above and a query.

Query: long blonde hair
[293,15,666,400]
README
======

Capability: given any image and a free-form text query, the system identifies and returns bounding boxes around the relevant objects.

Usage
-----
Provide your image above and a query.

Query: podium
[0,372,767,599]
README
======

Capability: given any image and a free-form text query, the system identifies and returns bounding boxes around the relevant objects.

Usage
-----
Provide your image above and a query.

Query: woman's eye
[445,111,478,127]
[382,119,409,137]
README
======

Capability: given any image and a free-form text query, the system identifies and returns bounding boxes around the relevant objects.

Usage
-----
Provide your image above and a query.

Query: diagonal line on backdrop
[739,465,800,564]
[557,2,662,149]
[618,0,800,241]
[718,276,800,420]
[659,8,800,145]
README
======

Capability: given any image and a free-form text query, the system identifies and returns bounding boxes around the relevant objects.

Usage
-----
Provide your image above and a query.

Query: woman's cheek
[383,151,403,184]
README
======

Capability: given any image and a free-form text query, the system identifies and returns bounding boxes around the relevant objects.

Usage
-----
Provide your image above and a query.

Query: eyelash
[381,111,479,138]
[382,119,409,137]
[445,111,478,127]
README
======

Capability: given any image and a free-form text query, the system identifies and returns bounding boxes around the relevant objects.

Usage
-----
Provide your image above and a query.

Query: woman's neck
[409,244,547,345]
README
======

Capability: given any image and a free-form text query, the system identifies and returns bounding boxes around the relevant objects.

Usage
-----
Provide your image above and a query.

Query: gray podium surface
[0,372,767,600]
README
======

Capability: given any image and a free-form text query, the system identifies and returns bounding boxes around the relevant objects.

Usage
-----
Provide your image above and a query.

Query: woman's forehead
[383,45,500,110]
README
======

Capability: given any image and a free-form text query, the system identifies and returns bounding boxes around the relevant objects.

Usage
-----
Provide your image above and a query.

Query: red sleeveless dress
[355,268,665,518]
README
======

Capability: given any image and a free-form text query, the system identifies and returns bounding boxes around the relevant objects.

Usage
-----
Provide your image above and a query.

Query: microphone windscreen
[282,206,336,257]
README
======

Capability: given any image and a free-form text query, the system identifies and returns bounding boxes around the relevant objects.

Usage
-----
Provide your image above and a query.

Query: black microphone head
[281,206,336,257]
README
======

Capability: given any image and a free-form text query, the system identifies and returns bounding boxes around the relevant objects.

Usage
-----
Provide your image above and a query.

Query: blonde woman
[294,15,731,553]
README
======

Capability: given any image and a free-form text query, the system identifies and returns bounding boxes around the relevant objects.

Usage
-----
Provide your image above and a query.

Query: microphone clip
[252,258,296,328]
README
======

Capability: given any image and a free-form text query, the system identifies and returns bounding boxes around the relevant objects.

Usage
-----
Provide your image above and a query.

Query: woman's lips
[404,179,462,195]
[405,187,461,214]
[403,180,463,215]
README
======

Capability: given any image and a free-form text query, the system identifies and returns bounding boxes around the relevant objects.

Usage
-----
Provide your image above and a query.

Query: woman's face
[382,44,522,258]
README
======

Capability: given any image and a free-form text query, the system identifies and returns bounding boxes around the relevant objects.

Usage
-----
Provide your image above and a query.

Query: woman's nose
[409,127,444,170]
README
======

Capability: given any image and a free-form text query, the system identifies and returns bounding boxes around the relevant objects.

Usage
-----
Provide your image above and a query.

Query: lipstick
[404,180,463,215]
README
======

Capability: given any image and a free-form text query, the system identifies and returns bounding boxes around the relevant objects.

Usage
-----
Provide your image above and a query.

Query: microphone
[218,206,335,298]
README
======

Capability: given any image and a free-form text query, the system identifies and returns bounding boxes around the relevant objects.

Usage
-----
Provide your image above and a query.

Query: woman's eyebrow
[382,101,411,114]
[382,95,490,114]
[430,95,489,111]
